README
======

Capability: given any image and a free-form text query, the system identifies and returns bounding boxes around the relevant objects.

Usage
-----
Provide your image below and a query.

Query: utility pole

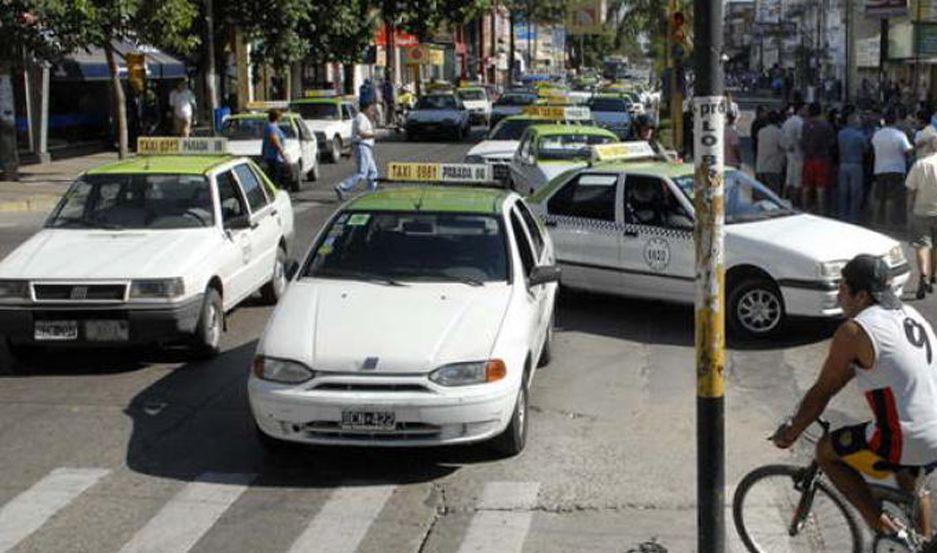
[204,0,219,116]
[692,0,725,549]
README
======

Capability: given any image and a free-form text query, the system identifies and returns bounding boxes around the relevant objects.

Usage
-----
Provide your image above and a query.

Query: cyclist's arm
[776,321,863,447]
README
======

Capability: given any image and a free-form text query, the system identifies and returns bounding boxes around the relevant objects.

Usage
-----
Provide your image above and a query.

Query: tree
[222,0,312,71]
[72,0,200,158]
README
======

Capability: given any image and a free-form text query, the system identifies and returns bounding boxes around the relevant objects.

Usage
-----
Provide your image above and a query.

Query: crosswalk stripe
[457,482,540,553]
[286,485,395,553]
[117,472,254,553]
[0,467,109,553]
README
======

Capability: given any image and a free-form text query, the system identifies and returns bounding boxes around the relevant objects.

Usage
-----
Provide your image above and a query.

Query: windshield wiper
[314,269,407,287]
[51,216,124,230]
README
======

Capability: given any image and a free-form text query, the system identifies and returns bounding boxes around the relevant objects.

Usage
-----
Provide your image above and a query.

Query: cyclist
[773,253,937,541]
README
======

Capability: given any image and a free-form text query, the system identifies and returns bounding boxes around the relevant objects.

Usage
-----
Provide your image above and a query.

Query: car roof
[85,155,236,176]
[290,98,344,106]
[528,124,617,137]
[345,186,512,215]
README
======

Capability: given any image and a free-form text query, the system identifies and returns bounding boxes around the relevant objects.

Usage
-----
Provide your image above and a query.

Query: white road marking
[286,485,395,553]
[457,482,540,553]
[117,472,254,553]
[0,467,109,553]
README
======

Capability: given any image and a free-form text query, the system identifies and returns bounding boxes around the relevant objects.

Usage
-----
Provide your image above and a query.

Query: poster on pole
[567,0,605,35]
[865,0,908,18]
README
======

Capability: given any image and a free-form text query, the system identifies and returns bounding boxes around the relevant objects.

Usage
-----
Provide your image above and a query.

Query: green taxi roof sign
[137,137,228,156]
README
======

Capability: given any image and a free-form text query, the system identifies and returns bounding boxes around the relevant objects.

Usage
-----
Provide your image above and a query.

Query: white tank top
[853,304,937,465]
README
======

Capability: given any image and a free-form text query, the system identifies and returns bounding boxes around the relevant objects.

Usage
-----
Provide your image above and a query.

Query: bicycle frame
[789,461,823,536]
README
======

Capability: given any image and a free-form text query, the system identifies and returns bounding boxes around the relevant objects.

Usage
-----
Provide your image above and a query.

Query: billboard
[865,0,908,18]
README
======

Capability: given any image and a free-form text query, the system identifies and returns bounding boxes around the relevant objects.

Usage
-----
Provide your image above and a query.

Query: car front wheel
[260,247,289,305]
[191,288,223,358]
[330,136,342,163]
[728,277,785,339]
[491,378,529,457]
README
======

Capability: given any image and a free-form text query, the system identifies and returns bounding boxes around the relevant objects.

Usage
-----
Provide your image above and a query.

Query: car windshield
[304,211,508,283]
[48,174,215,230]
[291,102,339,120]
[588,98,631,112]
[537,134,615,161]
[673,170,796,223]
[417,95,458,110]
[490,119,541,140]
[458,89,485,101]
[220,118,296,140]
[495,93,537,106]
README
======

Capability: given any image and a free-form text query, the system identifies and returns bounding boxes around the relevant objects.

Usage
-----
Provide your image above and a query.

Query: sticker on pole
[137,137,228,155]
[693,96,726,171]
[521,106,591,120]
[387,163,491,183]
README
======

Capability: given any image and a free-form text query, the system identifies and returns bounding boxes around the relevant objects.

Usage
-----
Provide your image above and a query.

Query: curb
[0,195,61,213]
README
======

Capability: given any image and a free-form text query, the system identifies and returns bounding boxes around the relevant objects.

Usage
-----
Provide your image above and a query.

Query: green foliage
[303,0,376,65]
[77,0,200,52]
[222,0,312,68]
[394,0,491,41]
[0,0,90,61]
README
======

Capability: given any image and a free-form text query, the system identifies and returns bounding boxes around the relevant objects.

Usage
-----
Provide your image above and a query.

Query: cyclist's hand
[771,422,797,449]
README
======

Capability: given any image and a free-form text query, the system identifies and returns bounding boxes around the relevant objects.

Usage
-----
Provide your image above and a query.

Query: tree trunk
[0,62,19,180]
[204,0,219,114]
[385,6,396,85]
[104,41,128,159]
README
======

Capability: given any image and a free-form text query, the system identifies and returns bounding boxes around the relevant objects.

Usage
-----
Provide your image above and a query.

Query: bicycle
[733,418,937,553]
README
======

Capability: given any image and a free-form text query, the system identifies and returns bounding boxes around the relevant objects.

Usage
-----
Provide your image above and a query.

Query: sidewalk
[0,152,119,213]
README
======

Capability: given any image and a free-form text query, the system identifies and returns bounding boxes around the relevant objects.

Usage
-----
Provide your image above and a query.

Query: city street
[0,128,925,553]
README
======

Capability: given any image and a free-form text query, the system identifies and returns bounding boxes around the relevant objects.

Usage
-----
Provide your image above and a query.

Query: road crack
[416,483,448,553]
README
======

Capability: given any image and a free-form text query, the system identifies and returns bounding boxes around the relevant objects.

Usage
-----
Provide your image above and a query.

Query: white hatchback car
[249,166,559,455]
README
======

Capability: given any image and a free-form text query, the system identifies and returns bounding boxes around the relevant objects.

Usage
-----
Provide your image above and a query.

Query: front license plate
[341,410,396,431]
[85,320,129,342]
[34,320,78,341]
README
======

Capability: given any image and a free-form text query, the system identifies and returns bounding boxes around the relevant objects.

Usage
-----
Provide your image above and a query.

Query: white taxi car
[457,86,492,126]
[509,123,617,195]
[0,138,295,360]
[289,93,356,163]
[528,143,911,338]
[405,94,472,141]
[249,162,559,455]
[221,109,319,191]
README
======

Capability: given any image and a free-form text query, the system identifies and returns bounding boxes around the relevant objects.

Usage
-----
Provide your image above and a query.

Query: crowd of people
[750,101,937,298]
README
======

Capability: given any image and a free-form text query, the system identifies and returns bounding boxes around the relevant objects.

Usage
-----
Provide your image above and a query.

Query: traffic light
[671,11,689,61]
[127,52,146,94]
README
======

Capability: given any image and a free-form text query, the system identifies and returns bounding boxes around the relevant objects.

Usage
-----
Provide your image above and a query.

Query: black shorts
[831,422,937,480]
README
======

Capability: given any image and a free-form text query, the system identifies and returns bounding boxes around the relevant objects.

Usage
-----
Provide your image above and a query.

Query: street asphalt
[0,126,932,552]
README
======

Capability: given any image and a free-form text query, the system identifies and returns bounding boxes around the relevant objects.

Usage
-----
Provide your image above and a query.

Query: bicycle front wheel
[733,464,864,553]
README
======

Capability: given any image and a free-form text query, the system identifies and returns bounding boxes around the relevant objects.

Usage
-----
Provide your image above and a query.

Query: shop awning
[51,40,186,81]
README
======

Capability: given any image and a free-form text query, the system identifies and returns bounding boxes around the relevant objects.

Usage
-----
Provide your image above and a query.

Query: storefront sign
[857,36,881,67]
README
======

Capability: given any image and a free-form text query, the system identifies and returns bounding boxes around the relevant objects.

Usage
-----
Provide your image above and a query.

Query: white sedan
[221,112,319,191]
[527,145,911,337]
[249,166,559,455]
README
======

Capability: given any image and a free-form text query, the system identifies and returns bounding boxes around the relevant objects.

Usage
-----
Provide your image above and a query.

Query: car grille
[32,283,127,302]
[311,382,431,393]
[303,421,441,440]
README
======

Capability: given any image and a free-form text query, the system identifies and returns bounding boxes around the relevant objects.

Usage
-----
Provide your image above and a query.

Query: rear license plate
[34,320,78,341]
[85,320,129,342]
[341,410,396,431]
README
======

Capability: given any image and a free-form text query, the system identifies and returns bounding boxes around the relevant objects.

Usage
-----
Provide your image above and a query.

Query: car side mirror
[528,265,561,287]
[224,213,254,230]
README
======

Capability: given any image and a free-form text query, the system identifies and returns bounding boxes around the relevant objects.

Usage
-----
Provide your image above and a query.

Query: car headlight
[129,278,185,299]
[886,245,906,266]
[464,155,485,164]
[0,280,29,301]
[429,359,506,386]
[819,260,848,280]
[253,356,316,384]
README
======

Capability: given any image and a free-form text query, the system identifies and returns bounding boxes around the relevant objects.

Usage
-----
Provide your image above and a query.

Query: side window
[342,104,355,119]
[510,210,536,279]
[547,173,618,221]
[234,163,269,212]
[217,171,247,222]
[515,201,544,258]
[295,119,311,141]
[518,133,532,161]
[624,175,693,228]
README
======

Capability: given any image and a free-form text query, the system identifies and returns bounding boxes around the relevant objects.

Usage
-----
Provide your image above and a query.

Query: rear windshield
[537,134,615,161]
[458,89,486,101]
[495,94,537,106]
[304,211,508,283]
[588,98,631,112]
[490,119,542,140]
[220,118,295,140]
[291,102,339,120]
[417,95,459,110]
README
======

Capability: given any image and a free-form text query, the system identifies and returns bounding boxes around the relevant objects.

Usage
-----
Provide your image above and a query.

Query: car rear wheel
[191,288,223,358]
[260,247,289,305]
[729,277,785,339]
[491,377,529,457]
[330,136,342,163]
[289,165,303,192]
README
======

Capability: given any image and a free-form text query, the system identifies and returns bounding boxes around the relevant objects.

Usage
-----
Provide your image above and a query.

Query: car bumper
[468,112,488,124]
[405,122,460,135]
[0,295,203,347]
[249,376,517,447]
[780,263,911,317]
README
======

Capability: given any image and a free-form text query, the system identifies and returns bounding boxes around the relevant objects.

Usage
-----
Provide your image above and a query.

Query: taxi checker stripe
[0,467,110,553]
[545,213,692,240]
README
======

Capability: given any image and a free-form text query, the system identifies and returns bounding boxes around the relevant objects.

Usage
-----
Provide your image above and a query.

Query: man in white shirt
[168,80,196,137]
[906,134,937,298]
[335,100,379,200]
[872,111,914,228]
[755,110,785,195]
[779,104,806,203]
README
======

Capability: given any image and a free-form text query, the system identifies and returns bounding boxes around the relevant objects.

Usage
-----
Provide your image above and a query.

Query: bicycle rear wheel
[733,464,864,553]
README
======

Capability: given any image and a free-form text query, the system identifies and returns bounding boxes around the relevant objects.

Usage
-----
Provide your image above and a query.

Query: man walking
[871,111,914,228]
[906,134,937,298]
[755,110,785,195]
[801,102,837,214]
[261,110,290,189]
[750,105,768,162]
[780,103,806,204]
[169,79,196,137]
[335,99,379,200]
[837,114,869,223]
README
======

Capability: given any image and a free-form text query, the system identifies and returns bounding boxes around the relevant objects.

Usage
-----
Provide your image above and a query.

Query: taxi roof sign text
[245,100,290,111]
[590,142,658,162]
[303,89,338,98]
[521,106,591,120]
[387,163,492,183]
[137,137,228,156]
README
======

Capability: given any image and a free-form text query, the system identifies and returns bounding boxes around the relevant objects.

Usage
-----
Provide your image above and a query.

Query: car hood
[227,139,300,158]
[408,110,460,122]
[727,213,899,262]
[260,279,512,373]
[467,140,519,159]
[0,228,218,279]
[305,120,342,133]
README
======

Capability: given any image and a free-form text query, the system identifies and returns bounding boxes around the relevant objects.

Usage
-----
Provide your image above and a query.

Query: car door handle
[270,208,278,216]
[623,229,638,237]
